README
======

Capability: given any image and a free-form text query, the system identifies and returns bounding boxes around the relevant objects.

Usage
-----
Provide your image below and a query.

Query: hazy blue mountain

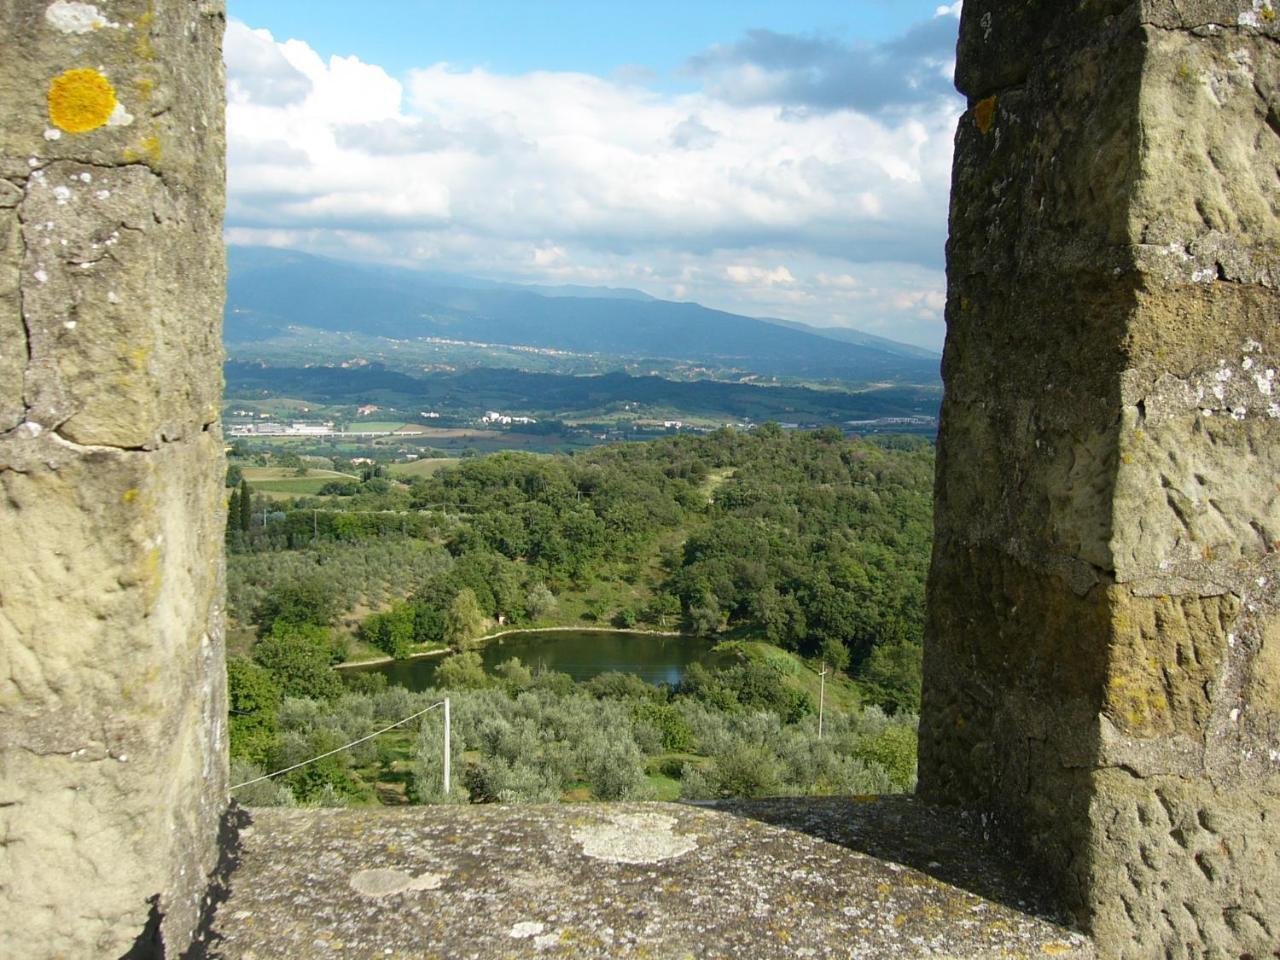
[759,317,939,360]
[521,283,655,301]
[225,246,939,383]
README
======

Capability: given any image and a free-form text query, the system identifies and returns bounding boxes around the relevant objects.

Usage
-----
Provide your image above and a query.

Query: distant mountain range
[225,246,939,384]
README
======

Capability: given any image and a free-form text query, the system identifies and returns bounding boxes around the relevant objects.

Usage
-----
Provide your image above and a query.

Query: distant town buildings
[844,415,936,428]
[227,421,335,437]
[356,404,380,416]
[480,411,537,425]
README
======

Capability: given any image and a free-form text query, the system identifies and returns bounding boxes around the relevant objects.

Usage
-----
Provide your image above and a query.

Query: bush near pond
[229,642,917,807]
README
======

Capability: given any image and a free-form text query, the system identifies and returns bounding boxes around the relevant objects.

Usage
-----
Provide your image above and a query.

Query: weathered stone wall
[0,2,227,957]
[920,2,1280,956]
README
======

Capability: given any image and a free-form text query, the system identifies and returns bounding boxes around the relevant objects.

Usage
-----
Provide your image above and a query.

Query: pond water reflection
[343,629,733,691]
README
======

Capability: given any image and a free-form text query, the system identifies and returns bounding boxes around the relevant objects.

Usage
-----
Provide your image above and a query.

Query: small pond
[343,629,734,691]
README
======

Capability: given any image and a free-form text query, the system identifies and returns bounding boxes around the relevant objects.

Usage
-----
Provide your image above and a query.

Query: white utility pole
[442,697,451,796]
[818,661,827,740]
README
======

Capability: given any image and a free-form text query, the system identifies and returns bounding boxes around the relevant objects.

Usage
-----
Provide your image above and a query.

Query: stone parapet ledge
[200,797,1092,959]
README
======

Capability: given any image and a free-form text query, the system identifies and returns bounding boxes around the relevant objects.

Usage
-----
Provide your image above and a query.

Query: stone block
[0,2,227,956]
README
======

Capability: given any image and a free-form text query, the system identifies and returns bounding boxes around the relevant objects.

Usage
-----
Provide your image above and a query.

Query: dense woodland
[224,427,932,806]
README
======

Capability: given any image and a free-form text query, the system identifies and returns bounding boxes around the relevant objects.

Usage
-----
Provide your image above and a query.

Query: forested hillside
[225,428,931,805]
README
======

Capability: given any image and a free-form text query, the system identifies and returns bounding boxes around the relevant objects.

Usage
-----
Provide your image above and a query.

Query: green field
[240,466,359,498]
[388,458,461,479]
[353,421,416,432]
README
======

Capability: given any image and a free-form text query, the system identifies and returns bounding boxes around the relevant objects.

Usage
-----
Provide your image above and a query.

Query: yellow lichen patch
[974,95,998,135]
[134,7,156,60]
[1262,5,1276,23]
[124,135,162,165]
[48,69,117,133]
[122,488,139,504]
[1041,943,1074,956]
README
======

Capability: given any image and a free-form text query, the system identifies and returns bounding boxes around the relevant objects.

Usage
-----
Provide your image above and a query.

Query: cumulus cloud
[686,4,962,114]
[671,115,719,150]
[225,21,312,106]
[223,12,960,349]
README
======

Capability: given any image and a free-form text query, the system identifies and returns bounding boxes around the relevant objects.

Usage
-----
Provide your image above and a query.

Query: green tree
[434,651,490,689]
[525,583,557,620]
[226,486,241,540]
[360,603,416,659]
[819,637,851,673]
[493,656,533,691]
[238,477,252,532]
[252,622,344,700]
[444,588,486,649]
[859,636,923,714]
[225,464,244,488]
[226,656,281,764]
[255,578,339,633]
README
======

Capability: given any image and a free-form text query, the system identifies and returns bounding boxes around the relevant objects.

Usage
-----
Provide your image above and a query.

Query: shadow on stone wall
[706,794,1075,926]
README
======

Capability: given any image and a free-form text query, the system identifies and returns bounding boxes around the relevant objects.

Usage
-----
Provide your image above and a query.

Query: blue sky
[223,2,963,348]
[229,2,950,81]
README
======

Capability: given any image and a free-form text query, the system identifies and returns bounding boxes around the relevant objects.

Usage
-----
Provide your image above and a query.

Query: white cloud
[225,21,312,106]
[223,15,960,350]
[726,265,795,286]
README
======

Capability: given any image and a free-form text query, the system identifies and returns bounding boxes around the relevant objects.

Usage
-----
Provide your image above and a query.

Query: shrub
[850,723,918,792]
[632,702,693,753]
[435,651,491,690]
[577,733,650,801]
[494,657,534,692]
[586,671,660,702]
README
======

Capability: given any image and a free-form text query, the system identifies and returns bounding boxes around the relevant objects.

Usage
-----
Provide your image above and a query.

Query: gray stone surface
[921,2,1280,957]
[0,2,228,957]
[203,799,1093,959]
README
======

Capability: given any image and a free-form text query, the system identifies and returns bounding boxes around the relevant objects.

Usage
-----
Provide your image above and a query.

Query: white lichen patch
[45,1,117,33]
[348,868,443,898]
[43,128,62,141]
[571,812,697,864]
[509,921,546,939]
[106,100,134,128]
[1239,1,1275,28]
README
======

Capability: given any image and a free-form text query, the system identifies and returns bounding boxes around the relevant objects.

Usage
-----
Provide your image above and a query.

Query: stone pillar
[919,2,1280,955]
[0,3,227,957]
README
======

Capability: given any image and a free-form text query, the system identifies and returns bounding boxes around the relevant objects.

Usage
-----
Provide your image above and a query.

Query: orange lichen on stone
[48,68,117,133]
[974,96,997,135]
